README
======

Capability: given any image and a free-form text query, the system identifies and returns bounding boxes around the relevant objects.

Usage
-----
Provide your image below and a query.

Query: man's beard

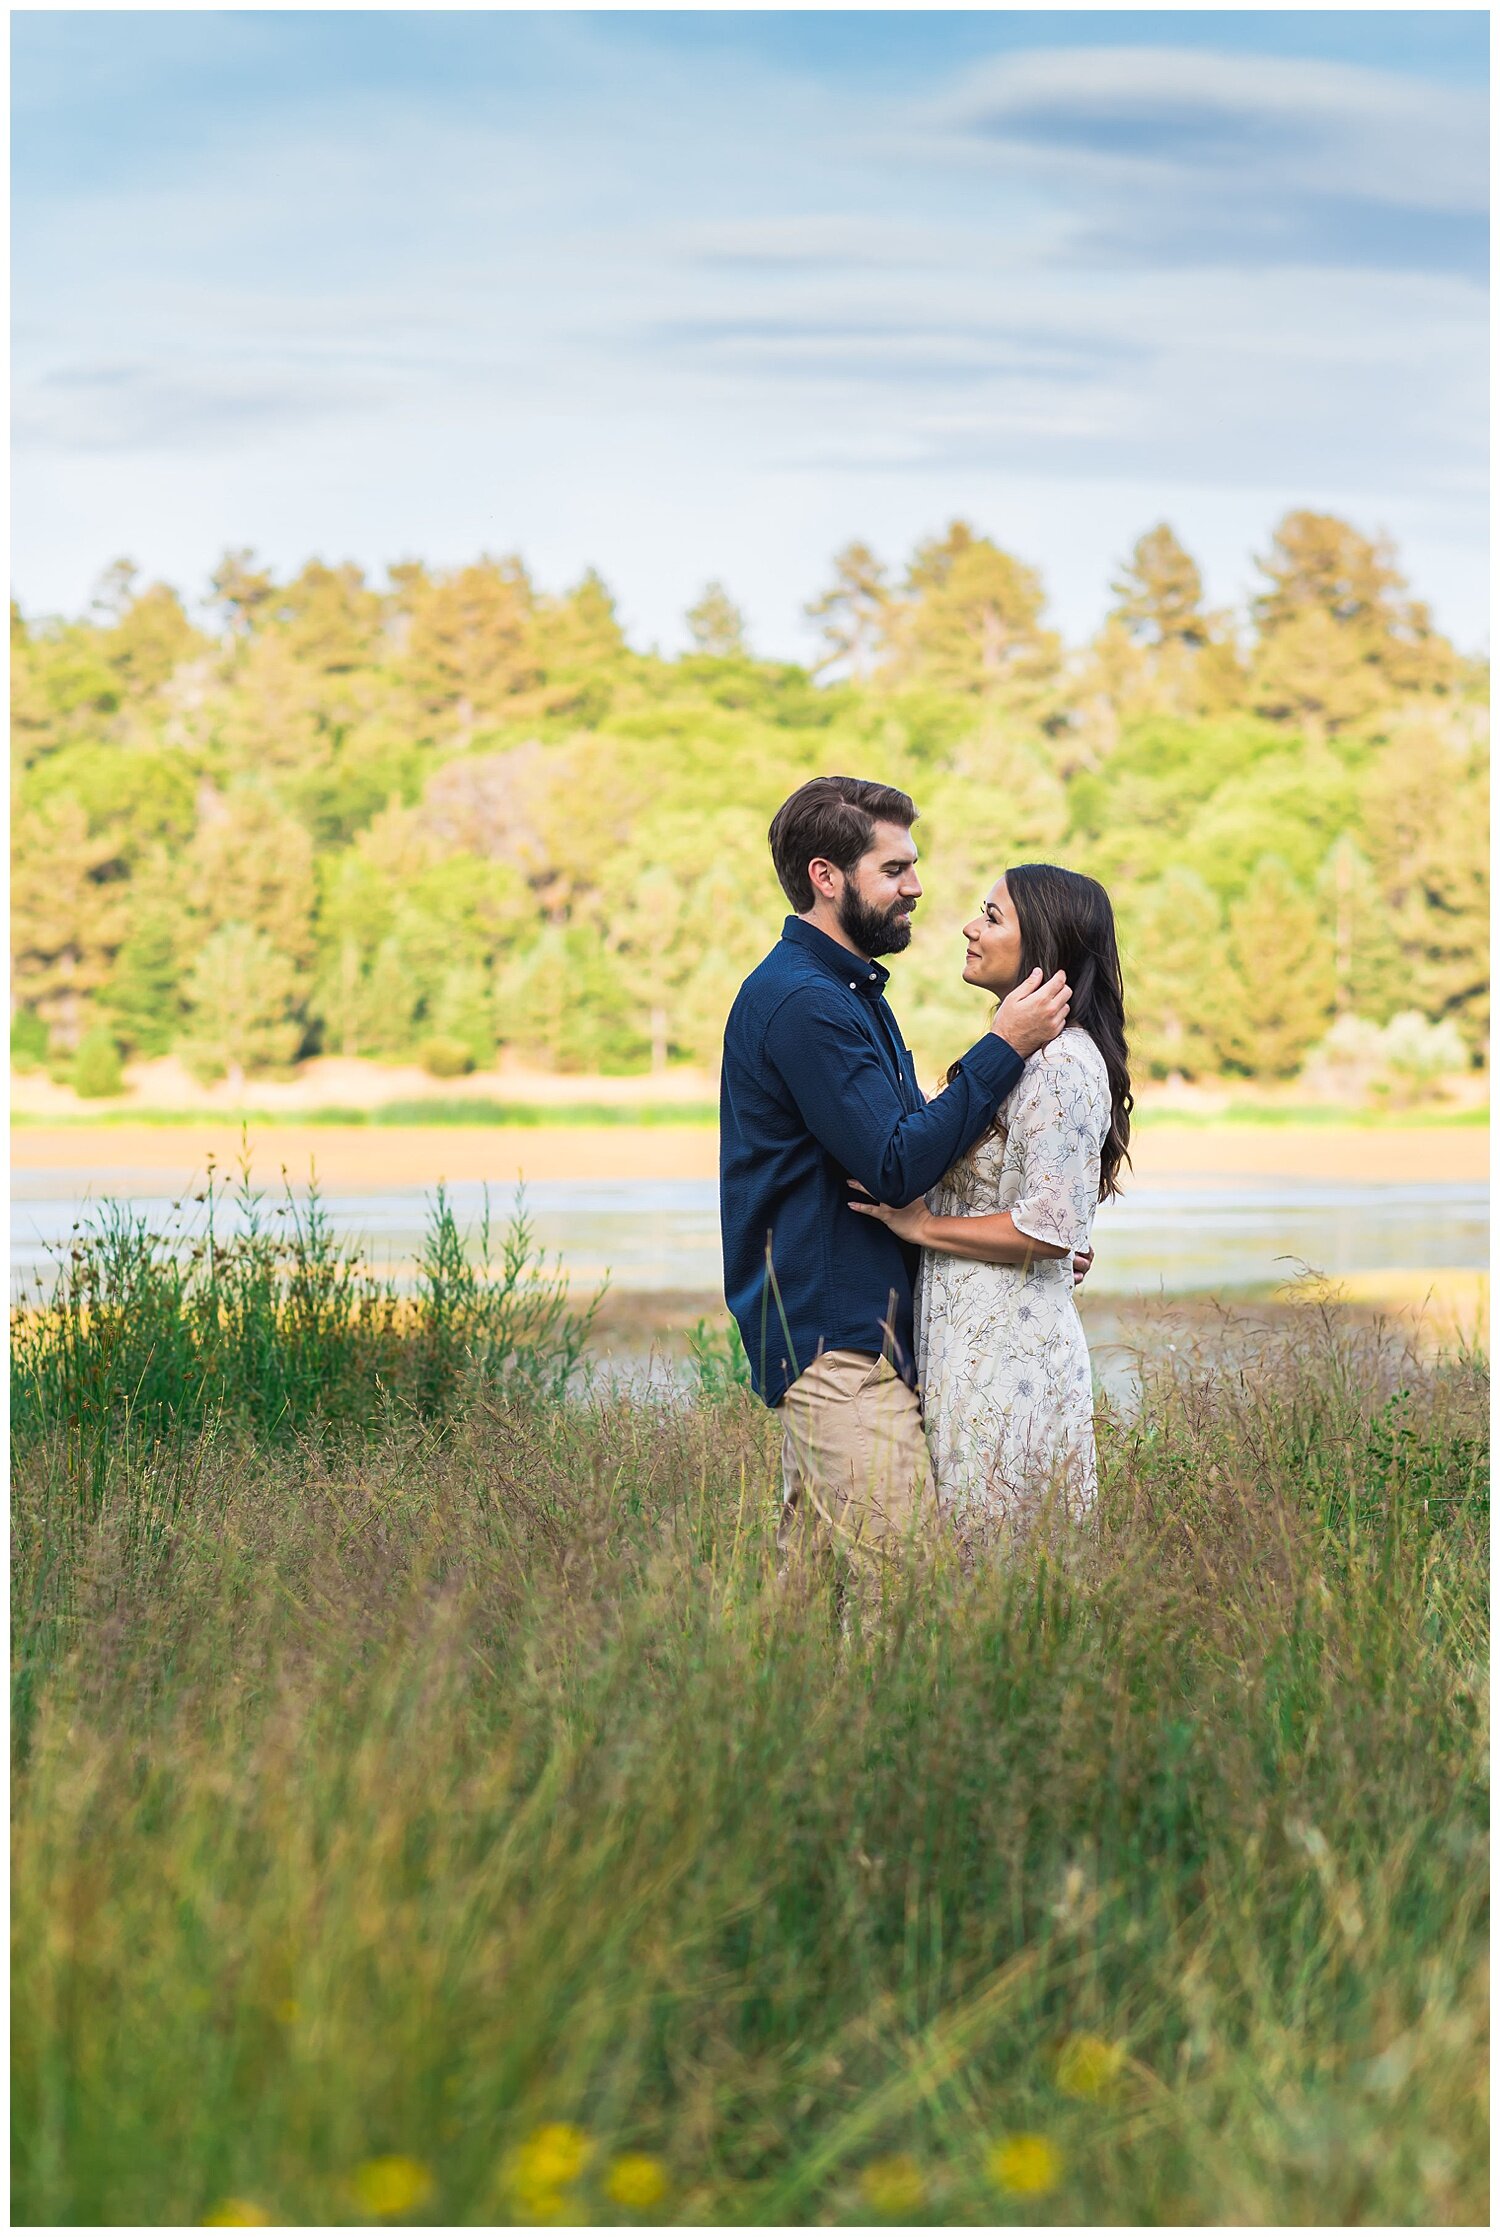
[838,886,914,958]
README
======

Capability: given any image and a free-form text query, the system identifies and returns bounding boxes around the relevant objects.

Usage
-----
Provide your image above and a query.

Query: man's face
[836,819,922,957]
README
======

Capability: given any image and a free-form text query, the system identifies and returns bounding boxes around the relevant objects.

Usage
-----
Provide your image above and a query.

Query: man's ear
[807,855,841,902]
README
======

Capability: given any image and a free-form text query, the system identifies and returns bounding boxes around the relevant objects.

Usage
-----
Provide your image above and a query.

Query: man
[719,773,1075,1589]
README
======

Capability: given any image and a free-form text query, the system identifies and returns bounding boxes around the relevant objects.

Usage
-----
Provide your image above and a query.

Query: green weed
[10,1153,600,1469]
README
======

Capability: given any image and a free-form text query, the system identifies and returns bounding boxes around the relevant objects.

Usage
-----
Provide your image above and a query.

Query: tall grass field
[11,1177,1489,2224]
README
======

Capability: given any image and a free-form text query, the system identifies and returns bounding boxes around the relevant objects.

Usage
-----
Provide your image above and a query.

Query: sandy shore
[11,1118,1487,1188]
[9,1051,721,1117]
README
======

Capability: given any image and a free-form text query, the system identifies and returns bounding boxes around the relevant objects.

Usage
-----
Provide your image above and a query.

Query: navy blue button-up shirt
[719,916,1025,1407]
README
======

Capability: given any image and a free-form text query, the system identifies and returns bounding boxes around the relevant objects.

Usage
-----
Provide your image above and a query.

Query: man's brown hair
[767,775,917,912]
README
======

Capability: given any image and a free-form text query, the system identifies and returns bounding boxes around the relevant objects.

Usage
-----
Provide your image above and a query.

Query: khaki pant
[776,1350,942,1600]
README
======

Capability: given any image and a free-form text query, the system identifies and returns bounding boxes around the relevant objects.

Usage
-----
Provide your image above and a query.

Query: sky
[11,9,1490,657]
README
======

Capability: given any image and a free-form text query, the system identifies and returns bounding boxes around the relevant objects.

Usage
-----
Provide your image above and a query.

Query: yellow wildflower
[1054,2032,1125,2101]
[514,2120,590,2174]
[504,2125,593,2222]
[203,2203,275,2228]
[604,2153,670,2212]
[513,2192,581,2227]
[986,2134,1061,2198]
[350,2155,435,2218]
[858,2153,926,2217]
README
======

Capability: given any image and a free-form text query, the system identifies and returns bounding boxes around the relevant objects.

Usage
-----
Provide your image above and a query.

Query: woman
[850,863,1132,1540]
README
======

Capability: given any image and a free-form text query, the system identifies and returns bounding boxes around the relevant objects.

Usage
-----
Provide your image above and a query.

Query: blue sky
[12,10,1489,654]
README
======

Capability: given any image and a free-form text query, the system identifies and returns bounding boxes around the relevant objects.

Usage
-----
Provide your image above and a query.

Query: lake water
[11,1169,1488,1300]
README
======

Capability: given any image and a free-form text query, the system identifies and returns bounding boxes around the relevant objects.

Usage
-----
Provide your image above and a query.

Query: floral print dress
[915,1027,1111,1538]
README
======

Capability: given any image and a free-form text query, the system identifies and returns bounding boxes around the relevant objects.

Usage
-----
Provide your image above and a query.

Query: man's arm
[762,970,1069,1206]
[848,1196,1094,1284]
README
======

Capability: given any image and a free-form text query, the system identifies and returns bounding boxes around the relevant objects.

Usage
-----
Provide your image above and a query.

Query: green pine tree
[685,582,749,658]
[181,924,302,1087]
[1316,833,1406,1025]
[102,902,185,1059]
[804,541,890,680]
[1359,715,1489,1054]
[1120,870,1229,1080]
[1109,523,1209,648]
[1250,510,1456,723]
[360,936,423,1060]
[11,792,129,1048]
[497,927,647,1073]
[1215,857,1336,1076]
[405,556,540,733]
[893,522,1061,711]
[10,1007,49,1072]
[427,961,498,1068]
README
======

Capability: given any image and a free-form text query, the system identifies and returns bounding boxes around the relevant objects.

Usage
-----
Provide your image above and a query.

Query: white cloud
[931,45,1486,214]
[11,25,1488,651]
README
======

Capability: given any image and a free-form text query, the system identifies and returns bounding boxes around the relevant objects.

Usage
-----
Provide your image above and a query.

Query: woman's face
[962,876,1024,996]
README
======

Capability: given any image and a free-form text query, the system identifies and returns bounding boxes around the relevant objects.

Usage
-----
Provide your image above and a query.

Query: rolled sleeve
[1009,1060,1103,1254]
[763,988,1021,1206]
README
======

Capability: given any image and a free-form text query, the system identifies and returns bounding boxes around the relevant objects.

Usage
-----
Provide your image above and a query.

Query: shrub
[1381,1009,1471,1099]
[69,1027,124,1099]
[1302,1010,1469,1107]
[421,1035,477,1078]
[10,1158,602,1459]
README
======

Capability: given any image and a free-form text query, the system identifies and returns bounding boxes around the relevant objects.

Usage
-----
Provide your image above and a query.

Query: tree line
[10,510,1488,1094]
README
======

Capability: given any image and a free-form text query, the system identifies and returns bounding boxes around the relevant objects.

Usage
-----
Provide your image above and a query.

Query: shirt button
[848,980,857,988]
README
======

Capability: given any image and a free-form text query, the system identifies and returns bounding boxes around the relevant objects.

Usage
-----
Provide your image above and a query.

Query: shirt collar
[781,914,890,1000]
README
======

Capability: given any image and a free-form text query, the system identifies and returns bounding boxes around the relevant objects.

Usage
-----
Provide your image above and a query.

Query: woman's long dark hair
[949,862,1133,1200]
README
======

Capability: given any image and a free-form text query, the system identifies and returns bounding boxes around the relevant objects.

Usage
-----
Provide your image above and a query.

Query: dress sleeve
[1008,1043,1107,1253]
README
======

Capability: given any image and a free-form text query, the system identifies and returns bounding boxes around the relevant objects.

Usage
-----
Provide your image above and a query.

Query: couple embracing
[719,774,1132,1589]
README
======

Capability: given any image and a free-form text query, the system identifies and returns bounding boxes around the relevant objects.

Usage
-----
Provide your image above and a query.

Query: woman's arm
[846,1042,1104,1281]
[921,1208,1070,1266]
[847,1189,1072,1268]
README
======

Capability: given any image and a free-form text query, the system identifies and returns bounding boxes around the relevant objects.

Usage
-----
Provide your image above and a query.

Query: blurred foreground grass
[10,1195,1490,2225]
